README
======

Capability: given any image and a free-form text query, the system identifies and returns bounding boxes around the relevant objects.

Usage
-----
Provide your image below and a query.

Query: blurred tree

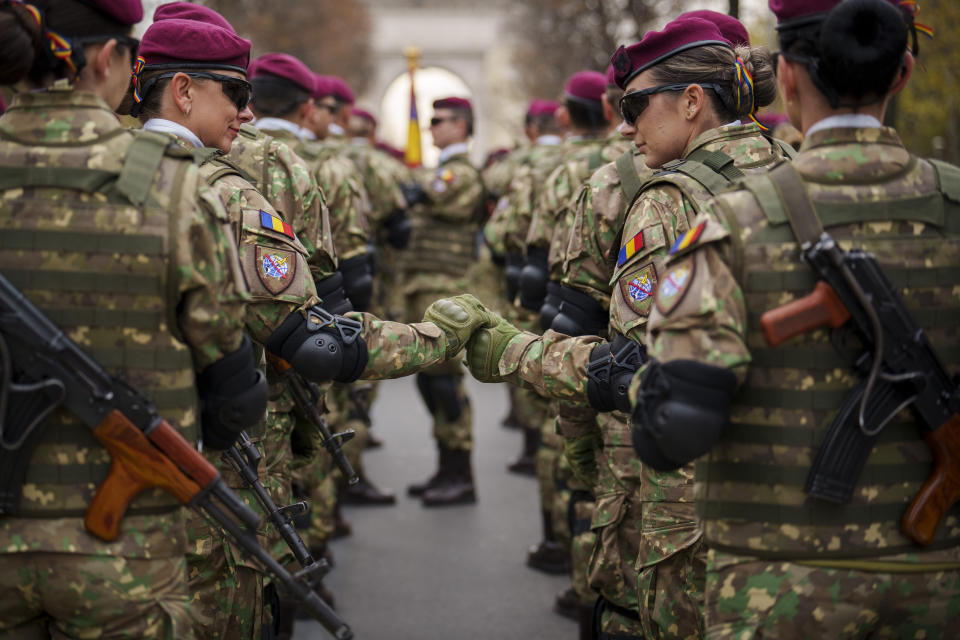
[204,0,373,94]
[896,0,960,163]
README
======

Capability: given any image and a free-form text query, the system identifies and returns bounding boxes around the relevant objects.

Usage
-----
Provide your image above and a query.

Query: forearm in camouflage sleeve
[353,312,448,379]
[497,329,603,402]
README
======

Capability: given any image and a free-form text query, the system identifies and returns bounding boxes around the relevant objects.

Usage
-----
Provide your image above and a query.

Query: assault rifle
[0,273,352,639]
[760,233,960,546]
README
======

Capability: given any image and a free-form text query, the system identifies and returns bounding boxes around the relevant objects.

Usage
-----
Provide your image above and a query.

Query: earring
[184,106,191,116]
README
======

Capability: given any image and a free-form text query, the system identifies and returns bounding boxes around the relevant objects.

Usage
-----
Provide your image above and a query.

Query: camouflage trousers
[509,385,551,433]
[326,382,370,474]
[186,538,266,640]
[292,454,336,547]
[0,550,192,639]
[705,549,960,639]
[569,481,597,606]
[538,413,564,521]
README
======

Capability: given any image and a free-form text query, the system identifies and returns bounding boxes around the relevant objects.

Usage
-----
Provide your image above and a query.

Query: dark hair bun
[0,4,42,85]
[818,0,908,100]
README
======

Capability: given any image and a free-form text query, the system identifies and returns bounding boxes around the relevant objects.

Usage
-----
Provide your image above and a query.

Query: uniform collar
[681,121,764,159]
[799,124,903,154]
[253,117,310,141]
[438,141,470,164]
[327,123,346,137]
[0,88,122,144]
[535,134,562,146]
[142,118,205,148]
[806,114,882,137]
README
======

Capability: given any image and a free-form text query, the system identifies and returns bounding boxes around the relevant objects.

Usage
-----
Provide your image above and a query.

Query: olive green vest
[697,158,960,558]
[0,131,200,517]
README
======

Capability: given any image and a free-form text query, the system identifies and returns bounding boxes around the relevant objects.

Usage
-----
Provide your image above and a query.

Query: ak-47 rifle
[0,273,352,639]
[760,233,960,546]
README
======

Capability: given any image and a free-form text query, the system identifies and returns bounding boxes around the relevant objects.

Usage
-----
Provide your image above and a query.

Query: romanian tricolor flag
[260,210,294,239]
[669,222,705,255]
[617,231,645,267]
[405,73,422,168]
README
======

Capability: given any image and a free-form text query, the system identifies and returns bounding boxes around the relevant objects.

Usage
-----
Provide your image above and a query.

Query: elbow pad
[265,307,368,383]
[631,359,737,471]
[384,208,412,249]
[504,253,524,303]
[550,285,608,337]
[314,272,353,316]
[339,253,374,312]
[197,336,268,450]
[518,247,548,311]
[400,181,428,207]
[586,335,645,413]
[538,282,561,331]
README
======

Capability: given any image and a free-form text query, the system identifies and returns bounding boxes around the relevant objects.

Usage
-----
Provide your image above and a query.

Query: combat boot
[342,474,396,505]
[422,448,476,506]
[527,509,571,574]
[507,426,540,476]
[407,444,450,497]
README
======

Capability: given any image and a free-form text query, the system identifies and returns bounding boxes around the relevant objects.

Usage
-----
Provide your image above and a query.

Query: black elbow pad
[265,307,368,383]
[586,335,645,413]
[518,247,548,311]
[197,336,268,450]
[339,253,374,312]
[631,359,737,471]
[550,284,608,337]
[504,253,524,303]
[400,181,428,207]
[538,282,561,331]
[314,272,353,316]
[384,208,412,249]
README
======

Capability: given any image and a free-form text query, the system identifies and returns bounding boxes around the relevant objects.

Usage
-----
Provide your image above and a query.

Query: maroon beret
[0,93,6,116]
[152,2,232,29]
[526,99,559,118]
[249,53,314,92]
[564,70,606,104]
[351,107,377,126]
[140,18,251,70]
[326,76,355,104]
[680,10,750,46]
[433,96,472,112]
[605,64,616,87]
[75,0,142,25]
[611,17,730,90]
[769,0,840,27]
[311,74,334,100]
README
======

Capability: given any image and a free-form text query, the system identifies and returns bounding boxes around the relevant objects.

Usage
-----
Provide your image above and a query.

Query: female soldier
[426,16,786,640]
[0,0,260,637]
[630,0,960,636]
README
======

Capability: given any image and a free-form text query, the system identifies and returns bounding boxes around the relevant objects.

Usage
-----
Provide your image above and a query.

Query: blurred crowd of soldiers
[2,0,959,639]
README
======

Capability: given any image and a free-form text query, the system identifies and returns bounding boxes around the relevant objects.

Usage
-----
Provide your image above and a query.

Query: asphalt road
[292,375,576,640]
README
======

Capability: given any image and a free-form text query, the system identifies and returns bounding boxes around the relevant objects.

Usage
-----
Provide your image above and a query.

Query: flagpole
[403,45,422,168]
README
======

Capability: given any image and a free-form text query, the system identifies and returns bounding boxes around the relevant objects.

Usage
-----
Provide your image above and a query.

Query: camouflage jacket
[648,125,960,564]
[0,87,247,556]
[340,137,410,227]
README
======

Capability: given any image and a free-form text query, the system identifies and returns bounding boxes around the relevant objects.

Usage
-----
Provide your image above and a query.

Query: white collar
[536,134,562,146]
[438,141,469,163]
[327,123,346,136]
[142,118,204,148]
[721,120,742,128]
[255,117,308,140]
[807,114,882,137]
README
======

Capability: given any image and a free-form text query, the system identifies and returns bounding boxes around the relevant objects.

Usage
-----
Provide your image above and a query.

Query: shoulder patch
[256,246,296,294]
[665,214,730,262]
[655,256,695,316]
[260,210,294,239]
[669,221,705,255]
[619,263,658,317]
[617,230,645,267]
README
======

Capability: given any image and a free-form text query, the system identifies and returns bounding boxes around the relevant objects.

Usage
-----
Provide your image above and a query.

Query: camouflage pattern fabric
[0,87,248,639]
[643,125,960,636]
[537,413,565,530]
[339,136,409,227]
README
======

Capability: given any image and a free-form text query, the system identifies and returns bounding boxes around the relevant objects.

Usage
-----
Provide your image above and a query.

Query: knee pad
[265,307,368,383]
[550,284,608,337]
[631,359,737,471]
[415,372,436,414]
[339,253,374,312]
[384,208,412,249]
[504,252,524,303]
[518,247,548,311]
[586,335,645,413]
[197,336,268,450]
[538,282,561,331]
[431,374,463,422]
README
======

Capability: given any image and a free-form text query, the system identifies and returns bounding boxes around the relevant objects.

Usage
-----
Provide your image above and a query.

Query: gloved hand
[423,294,498,358]
[563,430,601,488]
[464,313,521,383]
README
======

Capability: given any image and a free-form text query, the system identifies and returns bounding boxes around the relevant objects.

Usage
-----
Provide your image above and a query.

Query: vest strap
[116,132,172,206]
[765,161,823,245]
[0,166,117,192]
[0,229,165,255]
[615,150,644,205]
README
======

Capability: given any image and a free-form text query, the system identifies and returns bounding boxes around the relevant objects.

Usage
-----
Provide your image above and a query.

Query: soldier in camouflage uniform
[0,1,262,637]
[629,1,960,637]
[402,97,486,506]
[433,17,787,640]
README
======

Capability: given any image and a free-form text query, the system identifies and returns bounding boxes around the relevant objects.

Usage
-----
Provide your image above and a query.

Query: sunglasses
[430,116,456,126]
[618,84,692,124]
[146,71,252,111]
[316,102,339,113]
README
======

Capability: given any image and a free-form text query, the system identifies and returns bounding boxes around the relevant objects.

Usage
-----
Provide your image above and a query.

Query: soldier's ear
[91,39,117,79]
[170,72,194,116]
[888,51,914,97]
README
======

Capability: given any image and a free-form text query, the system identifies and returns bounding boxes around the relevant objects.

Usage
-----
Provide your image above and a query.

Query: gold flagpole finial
[403,46,421,72]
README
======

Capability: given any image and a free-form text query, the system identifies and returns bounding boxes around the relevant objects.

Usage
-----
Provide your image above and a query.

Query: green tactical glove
[423,294,498,358]
[464,314,521,383]
[563,431,601,488]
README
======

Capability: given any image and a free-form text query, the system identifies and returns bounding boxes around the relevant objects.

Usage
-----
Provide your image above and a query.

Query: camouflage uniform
[497,123,789,639]
[401,151,485,454]
[645,124,960,638]
[0,88,247,639]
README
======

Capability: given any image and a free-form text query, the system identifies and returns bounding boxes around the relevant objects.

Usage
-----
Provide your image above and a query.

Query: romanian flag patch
[669,222,705,255]
[617,231,645,267]
[260,210,294,239]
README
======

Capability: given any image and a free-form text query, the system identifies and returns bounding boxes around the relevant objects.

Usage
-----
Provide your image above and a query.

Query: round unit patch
[256,245,296,294]
[618,263,658,317]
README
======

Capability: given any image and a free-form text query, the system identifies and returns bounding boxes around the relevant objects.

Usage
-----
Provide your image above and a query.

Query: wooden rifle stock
[760,281,851,347]
[86,411,220,541]
[902,413,960,546]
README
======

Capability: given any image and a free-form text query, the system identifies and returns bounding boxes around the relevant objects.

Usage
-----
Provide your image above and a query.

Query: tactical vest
[407,156,484,279]
[697,157,960,558]
[0,130,201,517]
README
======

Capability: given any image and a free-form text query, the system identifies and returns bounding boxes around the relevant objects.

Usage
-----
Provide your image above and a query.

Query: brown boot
[407,444,448,497]
[507,427,540,476]
[422,448,476,506]
[527,509,571,574]
[342,475,396,506]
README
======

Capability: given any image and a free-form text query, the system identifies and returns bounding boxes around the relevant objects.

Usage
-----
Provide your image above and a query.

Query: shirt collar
[254,117,309,141]
[142,118,204,148]
[535,134,562,146]
[438,141,470,164]
[806,114,882,137]
[327,123,346,136]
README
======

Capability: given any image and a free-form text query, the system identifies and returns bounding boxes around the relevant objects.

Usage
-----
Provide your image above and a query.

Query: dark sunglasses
[316,102,339,113]
[146,71,252,111]
[619,84,692,124]
[430,116,456,126]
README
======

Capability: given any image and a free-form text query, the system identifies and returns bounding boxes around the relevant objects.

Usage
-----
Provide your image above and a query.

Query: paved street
[293,376,577,640]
